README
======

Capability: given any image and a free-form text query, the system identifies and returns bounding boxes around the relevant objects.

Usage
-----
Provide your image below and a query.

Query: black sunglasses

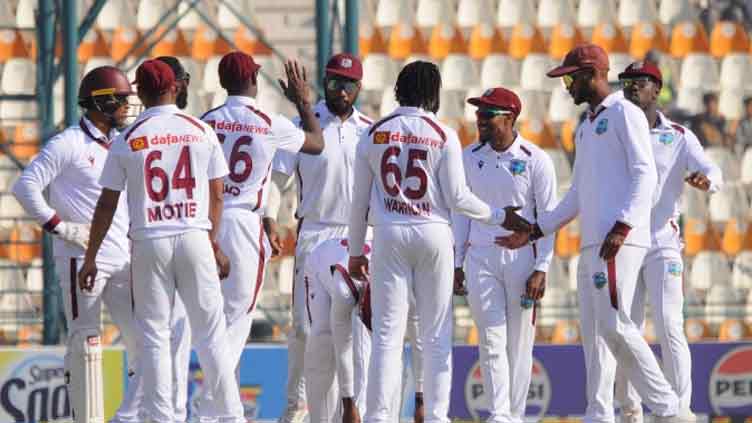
[326,78,359,94]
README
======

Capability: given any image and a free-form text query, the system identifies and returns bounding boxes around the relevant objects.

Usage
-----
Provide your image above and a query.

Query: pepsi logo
[709,345,752,416]
[465,356,551,419]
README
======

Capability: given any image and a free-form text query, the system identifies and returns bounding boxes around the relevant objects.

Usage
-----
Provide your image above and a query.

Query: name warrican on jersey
[201,96,304,212]
[349,106,501,254]
[100,105,229,241]
[12,117,129,264]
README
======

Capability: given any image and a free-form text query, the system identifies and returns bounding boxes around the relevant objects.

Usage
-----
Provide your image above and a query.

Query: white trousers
[615,247,691,413]
[366,223,453,423]
[577,245,679,423]
[131,230,243,423]
[285,222,348,409]
[57,257,142,423]
[464,245,537,423]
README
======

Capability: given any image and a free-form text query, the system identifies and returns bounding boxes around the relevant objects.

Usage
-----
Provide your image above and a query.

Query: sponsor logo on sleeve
[129,136,148,152]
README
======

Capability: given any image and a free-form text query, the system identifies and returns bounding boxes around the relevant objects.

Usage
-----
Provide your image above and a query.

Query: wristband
[43,215,61,233]
[610,221,631,237]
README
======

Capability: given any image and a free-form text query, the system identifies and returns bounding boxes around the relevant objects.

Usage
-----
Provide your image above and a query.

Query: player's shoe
[619,408,643,423]
[653,411,696,423]
[278,403,308,423]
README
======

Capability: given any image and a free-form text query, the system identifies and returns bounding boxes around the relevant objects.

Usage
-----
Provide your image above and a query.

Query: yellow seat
[559,118,577,152]
[191,25,220,61]
[521,119,557,148]
[429,24,465,60]
[551,320,580,344]
[152,28,190,57]
[0,30,30,63]
[683,218,708,257]
[555,229,573,258]
[718,319,750,341]
[388,22,426,60]
[1,226,41,264]
[722,218,747,258]
[468,23,507,60]
[710,21,749,58]
[591,22,629,54]
[360,27,387,58]
[10,124,40,161]
[630,22,669,59]
[670,20,710,58]
[466,325,479,345]
[549,23,585,60]
[508,23,547,59]
[111,26,142,62]
[77,29,109,63]
[684,318,711,342]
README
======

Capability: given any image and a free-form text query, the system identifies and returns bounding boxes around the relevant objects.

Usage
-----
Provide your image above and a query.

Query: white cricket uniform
[348,106,506,423]
[200,96,304,371]
[304,238,424,422]
[272,100,372,409]
[452,135,557,423]
[616,112,723,415]
[537,91,679,422]
[99,105,243,423]
[11,116,143,423]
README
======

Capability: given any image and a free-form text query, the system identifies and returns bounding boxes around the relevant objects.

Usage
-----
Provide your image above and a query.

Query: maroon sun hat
[325,53,363,81]
[467,87,522,118]
[547,43,610,78]
[618,60,663,86]
[218,51,262,89]
[133,59,175,94]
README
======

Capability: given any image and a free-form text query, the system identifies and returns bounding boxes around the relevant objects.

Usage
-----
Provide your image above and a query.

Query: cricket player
[200,51,324,390]
[502,44,692,422]
[304,237,425,423]
[78,59,243,423]
[271,53,373,422]
[613,61,722,422]
[453,87,557,423]
[347,61,521,423]
[12,66,142,423]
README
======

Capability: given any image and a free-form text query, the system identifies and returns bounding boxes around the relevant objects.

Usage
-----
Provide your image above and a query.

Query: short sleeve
[272,148,299,176]
[99,148,127,191]
[270,114,305,152]
[207,133,230,179]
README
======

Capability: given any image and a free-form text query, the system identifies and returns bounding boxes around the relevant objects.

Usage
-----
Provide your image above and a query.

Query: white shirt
[201,96,305,212]
[273,100,372,226]
[649,111,722,250]
[539,91,657,249]
[452,135,557,271]
[12,117,129,265]
[100,105,229,241]
[305,237,373,301]
[348,106,504,255]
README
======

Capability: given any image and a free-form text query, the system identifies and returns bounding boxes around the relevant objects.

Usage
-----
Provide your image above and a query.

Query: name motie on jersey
[147,201,197,222]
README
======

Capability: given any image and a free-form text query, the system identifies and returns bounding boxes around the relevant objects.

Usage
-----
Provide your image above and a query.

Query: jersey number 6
[144,145,196,202]
[217,133,254,184]
[380,146,428,200]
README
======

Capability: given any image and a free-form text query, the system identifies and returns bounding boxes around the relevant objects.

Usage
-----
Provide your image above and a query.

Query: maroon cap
[133,60,175,94]
[547,43,609,77]
[325,53,363,81]
[218,51,261,89]
[467,87,522,117]
[618,60,662,85]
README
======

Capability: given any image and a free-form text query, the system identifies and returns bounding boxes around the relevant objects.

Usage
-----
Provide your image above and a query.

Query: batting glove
[53,222,91,250]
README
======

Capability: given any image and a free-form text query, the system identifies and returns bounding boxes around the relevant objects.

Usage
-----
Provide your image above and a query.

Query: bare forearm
[208,178,224,243]
[296,100,325,152]
[84,190,119,262]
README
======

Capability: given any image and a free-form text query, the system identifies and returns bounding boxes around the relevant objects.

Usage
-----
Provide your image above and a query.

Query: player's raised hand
[494,231,531,249]
[685,171,711,191]
[501,206,532,233]
[278,60,312,105]
[348,255,370,281]
[214,247,231,280]
[525,270,546,300]
[77,259,98,292]
[453,267,467,296]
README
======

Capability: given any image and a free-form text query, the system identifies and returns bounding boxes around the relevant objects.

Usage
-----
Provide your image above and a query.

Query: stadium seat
[463,86,483,122]
[710,183,749,224]
[96,0,134,30]
[705,284,742,325]
[82,57,116,77]
[679,53,719,89]
[111,26,141,61]
[152,28,191,58]
[468,23,507,60]
[208,90,227,110]
[629,22,670,59]
[362,45,399,91]
[732,251,752,292]
[659,0,697,27]
[480,54,520,88]
[566,254,579,289]
[607,53,635,83]
[360,26,385,58]
[517,90,548,121]
[3,226,40,264]
[718,318,750,341]
[520,119,556,149]
[0,2,14,28]
[179,1,214,31]
[537,0,575,30]
[722,218,748,258]
[706,147,740,182]
[710,21,750,58]
[442,53,478,90]
[416,0,454,30]
[457,122,477,147]
[719,89,745,120]
[520,54,557,91]
[191,26,221,61]
[683,218,709,256]
[576,0,616,30]
[379,86,400,117]
[691,251,731,292]
[26,258,42,293]
[549,23,586,60]
[389,22,423,60]
[436,90,464,125]
[217,0,255,29]
[617,0,658,30]
[0,30,31,63]
[719,54,752,90]
[457,0,495,29]
[559,118,578,152]
[376,0,408,30]
[541,286,574,324]
[202,56,223,92]
[276,256,295,295]
[670,21,710,58]
[591,23,629,54]
[550,320,580,344]
[137,0,168,31]
[508,23,546,60]
[77,29,109,63]
[429,23,465,60]
[675,86,704,115]
[548,84,583,123]
[741,149,752,185]
[1,58,35,95]
[0,258,28,310]
[0,100,36,125]
[684,318,711,341]
[15,0,36,29]
[545,148,572,186]
[497,0,536,29]
[11,124,40,161]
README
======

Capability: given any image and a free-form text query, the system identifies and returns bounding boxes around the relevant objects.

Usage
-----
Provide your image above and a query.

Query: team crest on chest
[658,133,674,145]
[478,160,484,169]
[667,261,682,277]
[593,272,607,289]
[509,159,526,175]
[595,118,608,135]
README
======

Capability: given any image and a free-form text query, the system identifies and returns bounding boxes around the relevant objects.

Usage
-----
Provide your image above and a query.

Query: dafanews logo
[465,357,550,420]
[0,354,70,422]
[709,345,752,416]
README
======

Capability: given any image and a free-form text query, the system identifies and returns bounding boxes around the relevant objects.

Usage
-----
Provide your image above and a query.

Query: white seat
[376,0,412,29]
[15,0,36,28]
[1,59,35,95]
[617,0,658,29]
[547,256,568,290]
[0,195,28,229]
[690,251,731,292]
[681,184,709,219]
[26,258,43,292]
[82,57,116,76]
[577,0,616,29]
[706,147,741,182]
[436,90,464,124]
[0,100,36,125]
[719,89,746,120]
[380,87,400,118]
[676,87,704,115]
[659,0,697,27]
[679,54,720,90]
[0,2,14,27]
[607,53,635,83]
[177,1,213,31]
[441,54,478,90]
[720,54,752,90]
[464,86,483,122]
[705,283,742,325]
[217,0,255,29]
[517,89,548,121]
[568,254,580,292]
[0,258,32,313]
[276,256,295,295]
[457,0,495,29]
[741,149,752,184]
[202,56,223,92]
[497,0,536,29]
[256,88,285,115]
[520,54,557,91]
[96,0,135,30]
[548,84,583,123]
[137,0,168,31]
[480,55,521,89]
[732,251,752,293]
[209,90,227,109]
[709,182,749,223]
[537,0,575,29]
[362,54,399,91]
[544,148,572,186]
[416,0,454,29]
[183,87,209,118]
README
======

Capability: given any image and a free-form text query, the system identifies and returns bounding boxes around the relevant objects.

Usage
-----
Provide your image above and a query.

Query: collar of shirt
[391,106,434,118]
[652,110,674,134]
[140,104,180,118]
[476,133,525,158]
[587,90,623,121]
[79,115,118,145]
[225,95,258,108]
[313,100,366,127]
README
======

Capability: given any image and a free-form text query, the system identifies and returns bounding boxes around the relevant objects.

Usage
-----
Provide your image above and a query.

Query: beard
[325,94,352,116]
[176,90,188,110]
